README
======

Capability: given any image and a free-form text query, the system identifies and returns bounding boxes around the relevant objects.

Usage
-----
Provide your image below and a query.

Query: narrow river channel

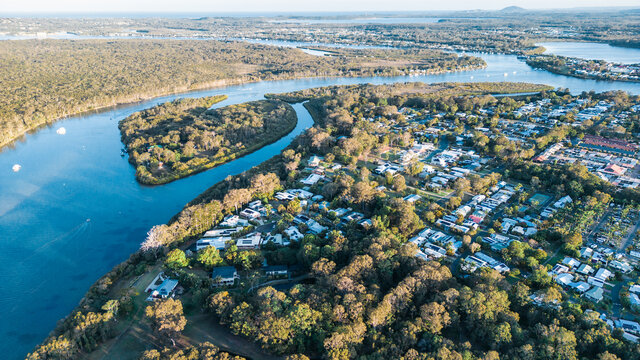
[1,41,640,359]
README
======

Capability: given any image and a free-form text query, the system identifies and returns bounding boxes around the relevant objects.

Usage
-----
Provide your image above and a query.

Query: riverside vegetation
[31,82,640,360]
[525,55,640,83]
[0,39,484,149]
[119,97,297,184]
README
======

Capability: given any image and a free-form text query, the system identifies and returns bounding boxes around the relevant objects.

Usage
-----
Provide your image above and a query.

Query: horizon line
[2,6,640,15]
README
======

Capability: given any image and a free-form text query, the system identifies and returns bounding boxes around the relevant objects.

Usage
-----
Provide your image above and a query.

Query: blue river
[0,41,639,359]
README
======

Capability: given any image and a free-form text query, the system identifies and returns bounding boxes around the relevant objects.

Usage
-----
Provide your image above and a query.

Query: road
[611,280,630,318]
[619,215,640,251]
[585,210,611,243]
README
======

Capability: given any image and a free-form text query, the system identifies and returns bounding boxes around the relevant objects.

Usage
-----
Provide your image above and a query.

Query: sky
[2,0,639,13]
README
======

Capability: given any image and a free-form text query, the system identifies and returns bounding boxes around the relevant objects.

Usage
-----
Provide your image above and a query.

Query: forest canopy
[0,39,484,148]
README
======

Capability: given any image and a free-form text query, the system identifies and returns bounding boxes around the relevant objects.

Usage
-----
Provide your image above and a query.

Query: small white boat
[12,164,21,172]
[56,127,66,135]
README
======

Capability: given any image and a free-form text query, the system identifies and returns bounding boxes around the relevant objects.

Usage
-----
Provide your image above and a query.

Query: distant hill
[500,6,526,12]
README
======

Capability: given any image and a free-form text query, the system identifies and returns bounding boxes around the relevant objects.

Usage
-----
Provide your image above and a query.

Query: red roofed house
[602,163,626,176]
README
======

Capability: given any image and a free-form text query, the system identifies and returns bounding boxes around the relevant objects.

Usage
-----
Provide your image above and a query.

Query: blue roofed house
[212,266,239,287]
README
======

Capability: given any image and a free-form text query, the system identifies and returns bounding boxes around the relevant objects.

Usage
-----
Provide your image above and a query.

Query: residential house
[147,278,179,301]
[212,266,239,287]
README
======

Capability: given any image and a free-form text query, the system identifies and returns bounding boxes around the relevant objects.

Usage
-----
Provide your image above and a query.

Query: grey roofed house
[585,286,604,303]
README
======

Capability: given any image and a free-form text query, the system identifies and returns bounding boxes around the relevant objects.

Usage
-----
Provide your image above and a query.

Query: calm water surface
[1,42,640,359]
[539,41,640,64]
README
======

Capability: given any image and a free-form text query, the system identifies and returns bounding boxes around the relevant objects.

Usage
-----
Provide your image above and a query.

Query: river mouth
[1,40,640,360]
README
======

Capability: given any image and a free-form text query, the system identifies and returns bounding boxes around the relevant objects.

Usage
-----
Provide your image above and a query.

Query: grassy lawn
[87,293,161,360]
[87,265,281,360]
[543,244,565,266]
[183,314,283,360]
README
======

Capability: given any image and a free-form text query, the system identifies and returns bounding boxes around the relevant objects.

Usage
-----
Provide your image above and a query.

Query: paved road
[424,136,450,162]
[585,210,611,243]
[619,215,640,251]
[611,280,629,318]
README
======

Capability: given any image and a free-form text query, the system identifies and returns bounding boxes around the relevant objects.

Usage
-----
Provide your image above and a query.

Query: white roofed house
[263,233,289,247]
[287,188,314,199]
[551,264,570,275]
[308,155,324,167]
[196,237,231,251]
[146,278,179,301]
[562,257,581,269]
[219,215,249,228]
[196,227,243,251]
[403,194,422,203]
[463,252,510,273]
[554,195,573,209]
[569,281,591,294]
[240,208,261,220]
[556,273,574,287]
[610,260,633,273]
[235,232,262,250]
[594,268,612,281]
[203,227,243,238]
[275,191,296,201]
[293,214,327,234]
[285,226,304,241]
[577,263,594,275]
[301,173,324,185]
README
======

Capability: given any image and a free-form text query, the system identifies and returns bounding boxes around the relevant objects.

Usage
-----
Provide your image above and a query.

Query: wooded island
[120,97,297,184]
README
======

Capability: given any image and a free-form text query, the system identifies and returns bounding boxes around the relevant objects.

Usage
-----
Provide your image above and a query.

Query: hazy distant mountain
[500,6,526,12]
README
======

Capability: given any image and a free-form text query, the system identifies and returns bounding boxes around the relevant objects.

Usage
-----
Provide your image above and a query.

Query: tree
[420,302,450,334]
[407,162,424,176]
[145,298,187,346]
[223,188,252,213]
[393,175,406,191]
[287,199,302,215]
[165,249,188,269]
[286,355,310,360]
[454,178,471,194]
[447,196,462,210]
[197,246,224,269]
[360,167,370,181]
[141,224,169,258]
[351,181,375,208]
[251,172,281,197]
[101,300,119,316]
